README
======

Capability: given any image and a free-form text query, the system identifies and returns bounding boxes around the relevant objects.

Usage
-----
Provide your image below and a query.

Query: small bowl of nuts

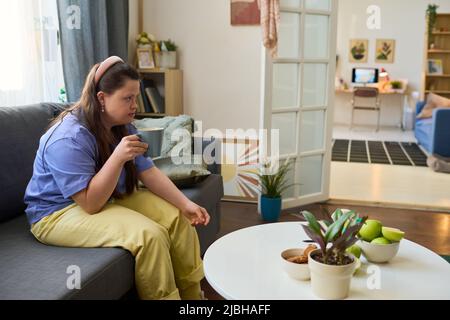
[280,244,317,281]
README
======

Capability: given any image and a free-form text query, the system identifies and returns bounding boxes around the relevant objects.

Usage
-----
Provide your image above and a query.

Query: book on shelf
[145,86,165,114]
[137,92,145,113]
[139,80,153,113]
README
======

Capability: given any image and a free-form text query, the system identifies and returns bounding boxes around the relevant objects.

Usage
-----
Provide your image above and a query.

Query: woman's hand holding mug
[112,135,148,164]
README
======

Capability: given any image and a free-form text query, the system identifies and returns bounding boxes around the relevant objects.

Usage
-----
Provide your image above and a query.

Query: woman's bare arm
[138,167,210,225]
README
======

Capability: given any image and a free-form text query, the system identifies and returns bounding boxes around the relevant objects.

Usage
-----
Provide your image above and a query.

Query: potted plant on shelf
[158,39,178,69]
[257,158,294,222]
[301,209,368,299]
[426,4,439,48]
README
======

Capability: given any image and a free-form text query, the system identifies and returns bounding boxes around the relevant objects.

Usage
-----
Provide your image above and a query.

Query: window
[0,0,65,107]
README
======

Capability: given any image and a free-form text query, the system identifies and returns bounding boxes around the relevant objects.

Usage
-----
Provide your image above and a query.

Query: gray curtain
[57,0,129,102]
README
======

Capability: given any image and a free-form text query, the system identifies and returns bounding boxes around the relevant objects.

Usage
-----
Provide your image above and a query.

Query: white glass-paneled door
[260,0,338,208]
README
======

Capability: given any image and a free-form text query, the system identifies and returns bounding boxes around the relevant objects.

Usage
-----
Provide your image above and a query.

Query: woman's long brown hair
[49,62,140,198]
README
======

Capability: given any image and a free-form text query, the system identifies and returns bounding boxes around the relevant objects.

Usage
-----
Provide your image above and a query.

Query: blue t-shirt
[24,112,154,225]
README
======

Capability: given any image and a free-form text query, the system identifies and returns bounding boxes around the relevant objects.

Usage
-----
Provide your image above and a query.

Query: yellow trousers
[30,189,204,300]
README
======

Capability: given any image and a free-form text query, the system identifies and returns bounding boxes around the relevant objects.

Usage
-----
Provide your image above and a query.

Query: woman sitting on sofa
[23,56,210,300]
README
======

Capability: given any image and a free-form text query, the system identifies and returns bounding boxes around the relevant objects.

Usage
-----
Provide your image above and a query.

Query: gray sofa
[0,103,223,300]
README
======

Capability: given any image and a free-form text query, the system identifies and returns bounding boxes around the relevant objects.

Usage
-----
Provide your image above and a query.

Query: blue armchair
[415,101,450,157]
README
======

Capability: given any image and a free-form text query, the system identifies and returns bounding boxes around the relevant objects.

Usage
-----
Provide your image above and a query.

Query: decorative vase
[308,249,356,300]
[260,195,281,222]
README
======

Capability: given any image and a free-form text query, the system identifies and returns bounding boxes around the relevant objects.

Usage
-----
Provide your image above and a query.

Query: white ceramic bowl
[358,239,400,263]
[280,248,310,281]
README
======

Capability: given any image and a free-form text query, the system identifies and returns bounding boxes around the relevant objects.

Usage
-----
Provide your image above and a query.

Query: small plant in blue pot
[257,158,294,222]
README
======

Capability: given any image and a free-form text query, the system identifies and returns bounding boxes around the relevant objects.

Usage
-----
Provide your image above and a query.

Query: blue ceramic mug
[137,127,164,159]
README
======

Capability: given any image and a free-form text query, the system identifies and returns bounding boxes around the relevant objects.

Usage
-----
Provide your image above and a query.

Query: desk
[335,88,408,130]
[204,222,450,300]
[335,88,406,95]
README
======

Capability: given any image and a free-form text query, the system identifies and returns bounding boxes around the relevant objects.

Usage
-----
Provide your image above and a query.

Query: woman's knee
[138,191,187,229]
[136,223,171,250]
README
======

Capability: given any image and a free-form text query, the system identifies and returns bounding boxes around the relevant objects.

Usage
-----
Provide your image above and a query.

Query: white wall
[141,0,262,133]
[334,0,450,127]
[135,1,450,130]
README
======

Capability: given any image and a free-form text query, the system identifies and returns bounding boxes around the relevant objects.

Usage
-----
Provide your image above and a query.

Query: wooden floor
[201,200,450,300]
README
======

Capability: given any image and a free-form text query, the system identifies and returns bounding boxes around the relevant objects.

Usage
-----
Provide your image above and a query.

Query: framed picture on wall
[427,59,443,75]
[137,48,155,69]
[375,39,395,63]
[221,138,260,202]
[349,39,368,63]
[230,0,261,26]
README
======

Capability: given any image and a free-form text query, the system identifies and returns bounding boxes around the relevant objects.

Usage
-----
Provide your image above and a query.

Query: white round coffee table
[203,222,450,300]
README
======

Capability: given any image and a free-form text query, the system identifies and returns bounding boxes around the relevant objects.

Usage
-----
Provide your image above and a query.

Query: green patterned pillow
[133,115,193,158]
[155,156,210,188]
[138,155,211,188]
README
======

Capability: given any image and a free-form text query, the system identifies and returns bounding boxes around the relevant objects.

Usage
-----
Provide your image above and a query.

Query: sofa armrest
[193,137,222,175]
[416,101,426,116]
[431,108,450,157]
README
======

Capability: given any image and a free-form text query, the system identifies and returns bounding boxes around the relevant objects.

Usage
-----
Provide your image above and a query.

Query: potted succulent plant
[301,209,368,299]
[257,158,294,222]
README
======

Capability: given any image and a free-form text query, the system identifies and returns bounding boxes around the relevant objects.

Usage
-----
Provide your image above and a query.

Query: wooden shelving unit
[425,90,450,94]
[136,68,183,118]
[428,49,450,53]
[422,13,450,99]
[426,74,450,77]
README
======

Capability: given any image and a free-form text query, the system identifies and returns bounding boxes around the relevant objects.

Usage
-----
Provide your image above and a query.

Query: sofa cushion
[0,215,134,300]
[415,118,433,153]
[0,103,67,223]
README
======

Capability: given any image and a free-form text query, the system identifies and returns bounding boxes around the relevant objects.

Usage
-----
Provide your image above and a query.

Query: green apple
[382,227,405,242]
[371,237,391,245]
[346,245,362,258]
[359,219,382,242]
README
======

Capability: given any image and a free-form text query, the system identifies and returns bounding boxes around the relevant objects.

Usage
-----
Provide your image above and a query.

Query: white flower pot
[308,249,356,299]
[158,51,177,69]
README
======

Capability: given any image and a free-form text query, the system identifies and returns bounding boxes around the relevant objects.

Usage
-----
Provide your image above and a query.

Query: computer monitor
[352,68,379,84]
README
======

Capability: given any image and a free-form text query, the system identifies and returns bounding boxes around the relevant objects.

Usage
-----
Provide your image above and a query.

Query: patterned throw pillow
[134,115,193,157]
[134,116,213,188]
[137,155,211,188]
[154,156,211,188]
